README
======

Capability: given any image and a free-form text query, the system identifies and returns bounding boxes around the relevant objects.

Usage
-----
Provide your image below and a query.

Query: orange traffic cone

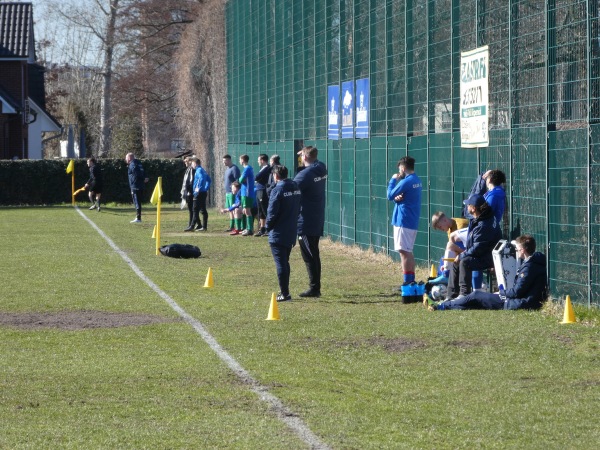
[203,267,214,288]
[561,295,576,324]
[266,293,280,321]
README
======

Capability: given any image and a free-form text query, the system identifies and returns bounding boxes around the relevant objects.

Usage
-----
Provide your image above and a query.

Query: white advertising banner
[460,45,489,148]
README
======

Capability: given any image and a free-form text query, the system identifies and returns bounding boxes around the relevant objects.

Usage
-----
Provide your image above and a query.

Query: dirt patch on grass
[369,337,428,353]
[330,336,427,353]
[0,310,179,330]
[446,340,484,349]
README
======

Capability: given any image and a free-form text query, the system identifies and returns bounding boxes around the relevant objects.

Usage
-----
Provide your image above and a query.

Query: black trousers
[131,189,144,219]
[270,243,292,296]
[445,291,504,310]
[192,192,208,228]
[298,234,321,291]
[186,194,193,226]
[256,189,269,220]
[448,254,493,297]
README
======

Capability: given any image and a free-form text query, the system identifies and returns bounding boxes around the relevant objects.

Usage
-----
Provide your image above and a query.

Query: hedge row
[0,159,187,205]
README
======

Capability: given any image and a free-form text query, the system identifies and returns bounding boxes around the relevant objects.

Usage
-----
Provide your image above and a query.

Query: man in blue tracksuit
[427,235,547,311]
[187,157,211,231]
[447,194,502,299]
[294,146,328,298]
[387,156,422,285]
[266,165,301,302]
[126,152,148,223]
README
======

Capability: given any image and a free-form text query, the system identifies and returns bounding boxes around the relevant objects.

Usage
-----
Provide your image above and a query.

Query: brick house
[0,2,60,159]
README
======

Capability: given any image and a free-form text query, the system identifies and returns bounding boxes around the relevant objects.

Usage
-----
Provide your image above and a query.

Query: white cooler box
[492,240,519,290]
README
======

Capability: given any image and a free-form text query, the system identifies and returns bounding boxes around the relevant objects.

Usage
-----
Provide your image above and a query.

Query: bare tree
[40,0,130,157]
[175,0,228,205]
[115,0,195,156]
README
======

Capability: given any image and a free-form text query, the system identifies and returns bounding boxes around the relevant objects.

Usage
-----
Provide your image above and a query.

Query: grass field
[1,204,598,449]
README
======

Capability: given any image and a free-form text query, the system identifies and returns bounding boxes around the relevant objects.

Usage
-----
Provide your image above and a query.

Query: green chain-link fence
[225,0,600,307]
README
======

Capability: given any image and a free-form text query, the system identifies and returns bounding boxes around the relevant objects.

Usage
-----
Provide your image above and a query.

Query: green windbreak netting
[370,137,389,253]
[548,129,589,301]
[226,0,600,305]
[591,125,600,306]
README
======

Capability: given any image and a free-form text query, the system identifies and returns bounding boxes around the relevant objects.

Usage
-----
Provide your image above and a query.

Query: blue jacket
[255,164,271,191]
[266,178,301,248]
[239,165,255,198]
[464,173,505,223]
[128,159,146,191]
[462,206,502,265]
[387,172,422,230]
[193,166,211,197]
[294,160,328,236]
[484,186,506,224]
[504,252,548,310]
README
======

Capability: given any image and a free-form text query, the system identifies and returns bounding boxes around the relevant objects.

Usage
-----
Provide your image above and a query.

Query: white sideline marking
[76,208,330,449]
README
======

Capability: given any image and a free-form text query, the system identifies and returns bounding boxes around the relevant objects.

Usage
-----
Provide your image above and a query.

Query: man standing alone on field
[294,145,328,298]
[223,154,241,232]
[387,156,422,286]
[85,157,103,211]
[126,152,148,223]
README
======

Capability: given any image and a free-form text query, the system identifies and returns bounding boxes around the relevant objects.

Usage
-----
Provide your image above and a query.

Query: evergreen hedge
[0,159,187,205]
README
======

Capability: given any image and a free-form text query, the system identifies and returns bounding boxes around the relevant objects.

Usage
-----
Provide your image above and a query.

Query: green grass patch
[1,205,598,449]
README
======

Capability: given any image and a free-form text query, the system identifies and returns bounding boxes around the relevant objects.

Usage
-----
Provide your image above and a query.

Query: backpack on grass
[159,244,201,258]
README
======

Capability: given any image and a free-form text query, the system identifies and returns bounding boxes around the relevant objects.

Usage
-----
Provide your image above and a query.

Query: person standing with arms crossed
[387,156,423,287]
[125,152,148,223]
[294,145,328,298]
[222,154,241,232]
[254,153,272,237]
[266,165,301,302]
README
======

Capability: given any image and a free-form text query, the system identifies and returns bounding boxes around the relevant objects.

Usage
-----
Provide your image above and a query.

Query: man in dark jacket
[266,165,301,302]
[125,152,148,223]
[85,157,103,211]
[294,146,328,298]
[446,194,502,299]
[254,154,272,237]
[427,234,547,310]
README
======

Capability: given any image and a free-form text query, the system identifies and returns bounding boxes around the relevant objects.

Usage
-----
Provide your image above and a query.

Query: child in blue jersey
[387,156,423,284]
[220,181,243,234]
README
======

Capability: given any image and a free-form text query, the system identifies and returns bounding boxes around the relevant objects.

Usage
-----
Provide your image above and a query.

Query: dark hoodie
[462,205,502,261]
[504,252,548,310]
[294,160,328,236]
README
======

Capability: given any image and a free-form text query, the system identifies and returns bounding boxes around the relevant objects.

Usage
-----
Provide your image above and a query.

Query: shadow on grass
[336,292,401,304]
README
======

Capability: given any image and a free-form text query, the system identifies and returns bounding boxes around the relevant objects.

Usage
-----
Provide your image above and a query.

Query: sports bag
[159,244,201,258]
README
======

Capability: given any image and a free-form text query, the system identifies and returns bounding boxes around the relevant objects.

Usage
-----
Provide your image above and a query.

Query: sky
[28,0,102,66]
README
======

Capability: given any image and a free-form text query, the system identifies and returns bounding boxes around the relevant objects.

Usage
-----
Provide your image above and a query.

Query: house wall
[0,60,28,159]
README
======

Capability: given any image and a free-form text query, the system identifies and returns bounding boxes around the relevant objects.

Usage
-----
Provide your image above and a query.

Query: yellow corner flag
[66,160,74,174]
[150,178,163,205]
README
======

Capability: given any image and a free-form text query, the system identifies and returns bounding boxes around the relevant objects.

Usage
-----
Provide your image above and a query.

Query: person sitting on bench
[445,194,502,300]
[426,234,547,311]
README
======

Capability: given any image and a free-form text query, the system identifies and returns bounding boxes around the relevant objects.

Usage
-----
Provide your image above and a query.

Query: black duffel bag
[159,244,201,258]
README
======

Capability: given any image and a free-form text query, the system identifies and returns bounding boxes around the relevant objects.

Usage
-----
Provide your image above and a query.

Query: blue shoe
[429,275,448,285]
